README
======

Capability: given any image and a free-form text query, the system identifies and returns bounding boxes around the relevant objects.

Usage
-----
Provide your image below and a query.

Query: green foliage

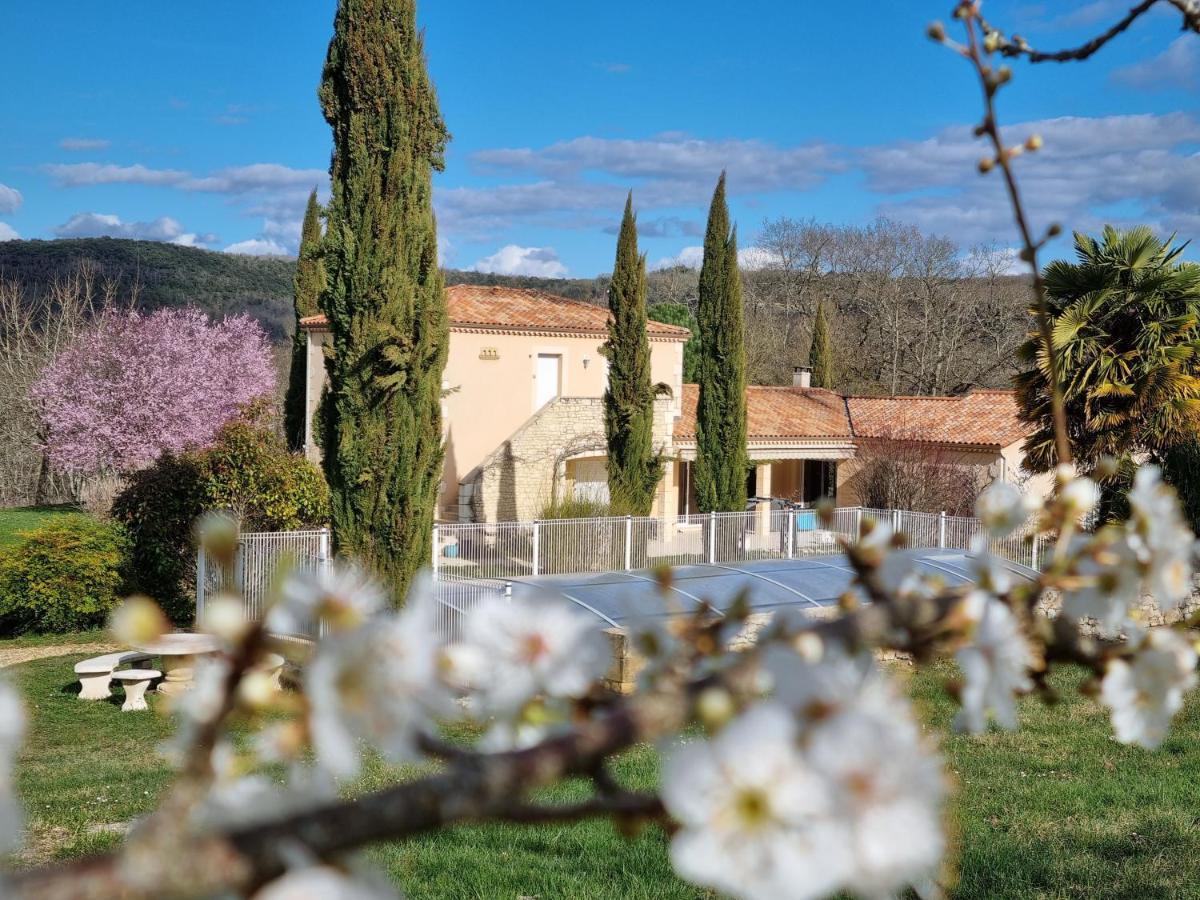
[537,495,615,520]
[1016,226,1200,474]
[809,300,834,389]
[0,238,297,340]
[0,515,129,635]
[284,190,327,451]
[1162,439,1200,533]
[319,0,450,601]
[647,302,700,382]
[603,194,661,516]
[694,173,749,512]
[112,417,330,623]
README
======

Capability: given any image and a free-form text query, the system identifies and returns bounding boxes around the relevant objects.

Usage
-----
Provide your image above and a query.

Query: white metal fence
[198,507,1042,640]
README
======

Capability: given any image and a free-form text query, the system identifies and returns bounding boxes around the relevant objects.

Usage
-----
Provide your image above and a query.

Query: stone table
[134,633,222,696]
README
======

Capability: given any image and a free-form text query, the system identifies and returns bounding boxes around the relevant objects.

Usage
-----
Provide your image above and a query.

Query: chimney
[793,366,812,389]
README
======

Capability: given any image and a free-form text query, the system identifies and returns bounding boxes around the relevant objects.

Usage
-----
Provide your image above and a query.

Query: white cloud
[43,163,191,188]
[53,212,215,246]
[224,238,290,256]
[0,183,23,215]
[470,245,567,278]
[859,112,1200,245]
[59,137,111,151]
[650,246,703,271]
[0,223,19,242]
[1112,36,1199,91]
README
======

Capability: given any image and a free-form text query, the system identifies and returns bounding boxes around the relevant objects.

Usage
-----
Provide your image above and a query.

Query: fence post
[786,509,795,559]
[892,508,901,533]
[195,547,207,622]
[624,515,633,571]
[708,511,717,564]
[938,511,947,549]
[532,520,541,576]
[317,528,332,638]
[854,507,863,540]
[1031,535,1040,571]
[431,524,440,580]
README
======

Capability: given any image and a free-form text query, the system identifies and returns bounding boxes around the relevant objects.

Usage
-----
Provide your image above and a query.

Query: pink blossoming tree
[32,309,276,477]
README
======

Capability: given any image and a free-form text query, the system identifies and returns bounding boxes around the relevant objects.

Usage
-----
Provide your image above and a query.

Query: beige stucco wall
[835,444,1006,508]
[305,327,685,521]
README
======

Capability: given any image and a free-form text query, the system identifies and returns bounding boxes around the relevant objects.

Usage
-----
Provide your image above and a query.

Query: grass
[0,505,80,549]
[8,646,1200,897]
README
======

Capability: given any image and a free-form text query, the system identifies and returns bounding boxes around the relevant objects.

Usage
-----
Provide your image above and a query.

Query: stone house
[301,284,1050,523]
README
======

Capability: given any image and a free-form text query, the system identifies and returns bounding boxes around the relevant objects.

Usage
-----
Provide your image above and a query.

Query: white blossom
[270,563,386,636]
[954,591,1034,733]
[805,702,946,899]
[0,679,25,853]
[446,593,609,727]
[968,536,1015,596]
[1062,532,1142,636]
[253,865,399,899]
[161,656,232,763]
[975,480,1033,538]
[764,644,892,726]
[1058,473,1099,521]
[1101,628,1197,749]
[662,703,849,900]
[1126,466,1195,611]
[305,581,445,779]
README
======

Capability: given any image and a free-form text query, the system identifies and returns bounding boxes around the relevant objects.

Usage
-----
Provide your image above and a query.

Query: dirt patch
[0,643,119,670]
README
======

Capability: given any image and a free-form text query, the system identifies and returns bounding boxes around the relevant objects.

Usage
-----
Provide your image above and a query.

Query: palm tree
[1015,226,1200,480]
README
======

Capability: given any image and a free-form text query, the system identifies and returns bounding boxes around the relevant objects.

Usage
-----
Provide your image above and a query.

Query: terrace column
[755,463,772,539]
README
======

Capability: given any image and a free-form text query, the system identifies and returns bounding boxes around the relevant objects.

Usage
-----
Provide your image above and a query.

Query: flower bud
[196,512,239,566]
[697,686,736,732]
[237,671,278,710]
[1047,223,1062,238]
[1025,134,1043,152]
[201,593,250,644]
[997,65,1013,84]
[926,21,946,42]
[984,31,1001,53]
[110,595,169,646]
[978,156,995,174]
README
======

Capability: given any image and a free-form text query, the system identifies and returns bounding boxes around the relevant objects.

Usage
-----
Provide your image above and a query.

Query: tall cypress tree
[283,189,326,451]
[694,173,748,512]
[603,193,661,515]
[809,300,834,389]
[318,0,449,600]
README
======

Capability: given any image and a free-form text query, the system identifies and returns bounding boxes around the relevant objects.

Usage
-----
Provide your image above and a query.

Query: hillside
[0,238,605,340]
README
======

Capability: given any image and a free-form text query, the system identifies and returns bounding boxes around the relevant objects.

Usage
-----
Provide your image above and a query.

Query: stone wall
[465,396,675,523]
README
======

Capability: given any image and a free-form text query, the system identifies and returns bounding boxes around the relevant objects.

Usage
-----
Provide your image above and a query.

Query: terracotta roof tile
[299,284,690,339]
[846,390,1028,447]
[674,384,853,442]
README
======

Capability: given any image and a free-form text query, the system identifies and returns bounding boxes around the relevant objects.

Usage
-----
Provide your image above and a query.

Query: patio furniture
[133,633,222,696]
[112,669,161,711]
[74,651,154,700]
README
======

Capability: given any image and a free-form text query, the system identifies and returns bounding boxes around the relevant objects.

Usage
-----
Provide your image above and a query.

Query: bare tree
[852,430,984,515]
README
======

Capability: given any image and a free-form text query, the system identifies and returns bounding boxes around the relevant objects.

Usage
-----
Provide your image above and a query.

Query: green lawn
[0,506,80,549]
[7,648,1200,898]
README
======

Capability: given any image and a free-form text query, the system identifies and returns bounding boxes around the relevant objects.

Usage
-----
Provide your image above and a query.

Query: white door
[535,354,562,409]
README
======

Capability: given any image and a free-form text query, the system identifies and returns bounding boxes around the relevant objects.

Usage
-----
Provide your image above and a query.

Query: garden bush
[0,515,129,634]
[112,416,330,623]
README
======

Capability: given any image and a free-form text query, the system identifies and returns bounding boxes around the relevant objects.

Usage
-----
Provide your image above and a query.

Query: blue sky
[1,1,1196,276]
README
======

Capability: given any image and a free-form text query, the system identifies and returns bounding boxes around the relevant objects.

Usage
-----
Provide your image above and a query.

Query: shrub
[112,418,330,623]
[0,515,129,635]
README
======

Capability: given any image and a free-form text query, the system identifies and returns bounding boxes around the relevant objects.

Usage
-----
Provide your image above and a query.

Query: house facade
[301,284,1049,523]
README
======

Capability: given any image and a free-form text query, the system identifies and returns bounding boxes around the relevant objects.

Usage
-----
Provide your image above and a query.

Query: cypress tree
[603,193,661,515]
[318,0,449,600]
[809,300,834,389]
[694,173,748,512]
[283,189,326,451]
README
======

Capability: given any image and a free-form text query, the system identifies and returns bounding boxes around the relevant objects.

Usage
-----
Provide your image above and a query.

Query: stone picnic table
[133,633,222,696]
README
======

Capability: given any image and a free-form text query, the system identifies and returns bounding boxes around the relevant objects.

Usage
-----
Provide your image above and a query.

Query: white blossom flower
[969,536,1015,596]
[805,702,946,899]
[446,593,609,723]
[975,480,1033,538]
[662,703,849,900]
[1101,628,1197,749]
[953,591,1034,733]
[270,563,386,636]
[1058,474,1099,521]
[161,656,231,764]
[253,865,399,899]
[1126,466,1195,611]
[305,581,445,779]
[764,644,892,726]
[1063,532,1142,636]
[0,680,25,853]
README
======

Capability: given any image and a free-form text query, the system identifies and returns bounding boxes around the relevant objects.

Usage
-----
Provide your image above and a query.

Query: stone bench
[112,669,161,711]
[74,651,154,700]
